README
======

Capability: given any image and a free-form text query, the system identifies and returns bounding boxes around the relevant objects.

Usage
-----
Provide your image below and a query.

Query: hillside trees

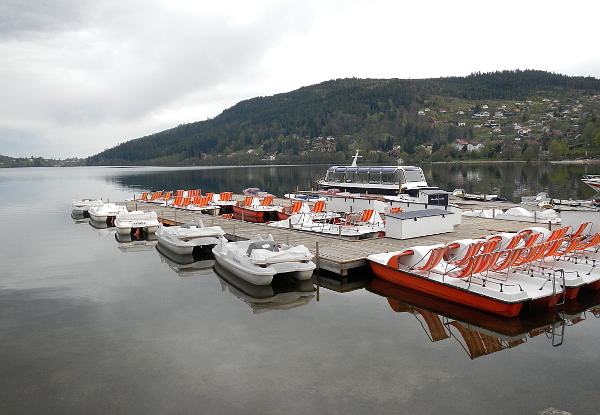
[86,71,600,166]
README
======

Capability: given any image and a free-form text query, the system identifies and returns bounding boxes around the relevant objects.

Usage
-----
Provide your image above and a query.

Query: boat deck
[123,198,548,276]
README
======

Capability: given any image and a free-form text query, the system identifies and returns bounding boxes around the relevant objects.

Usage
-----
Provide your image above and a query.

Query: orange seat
[311,200,325,213]
[219,192,233,202]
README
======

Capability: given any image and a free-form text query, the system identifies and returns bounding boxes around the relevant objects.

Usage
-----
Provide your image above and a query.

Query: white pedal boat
[156,220,225,255]
[114,210,160,235]
[88,203,128,223]
[212,234,316,285]
[71,198,103,217]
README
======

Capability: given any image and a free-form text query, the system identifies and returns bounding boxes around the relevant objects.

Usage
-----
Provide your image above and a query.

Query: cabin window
[403,170,425,183]
[381,172,397,184]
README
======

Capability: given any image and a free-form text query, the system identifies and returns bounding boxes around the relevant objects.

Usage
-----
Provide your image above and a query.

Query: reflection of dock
[367,278,600,359]
[123,200,537,276]
[315,273,373,293]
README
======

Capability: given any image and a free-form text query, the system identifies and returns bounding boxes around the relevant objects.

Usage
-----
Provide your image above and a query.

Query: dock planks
[123,199,551,276]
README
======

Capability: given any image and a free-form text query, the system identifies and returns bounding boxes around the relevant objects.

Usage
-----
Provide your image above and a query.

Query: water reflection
[104,162,600,204]
[114,233,158,253]
[368,277,600,360]
[156,246,215,277]
[214,262,316,313]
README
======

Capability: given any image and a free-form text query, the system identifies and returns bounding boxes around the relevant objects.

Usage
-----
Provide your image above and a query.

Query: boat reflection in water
[156,245,215,278]
[114,232,158,253]
[214,262,316,314]
[88,217,118,236]
[368,277,600,359]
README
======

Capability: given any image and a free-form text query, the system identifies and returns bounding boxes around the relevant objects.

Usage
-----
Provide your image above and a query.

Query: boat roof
[327,165,421,173]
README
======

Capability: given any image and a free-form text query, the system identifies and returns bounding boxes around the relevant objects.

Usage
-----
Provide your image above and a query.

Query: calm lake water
[1,163,600,415]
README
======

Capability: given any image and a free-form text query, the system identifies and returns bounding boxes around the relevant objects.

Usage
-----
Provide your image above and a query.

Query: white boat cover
[250,245,313,264]
[172,226,224,239]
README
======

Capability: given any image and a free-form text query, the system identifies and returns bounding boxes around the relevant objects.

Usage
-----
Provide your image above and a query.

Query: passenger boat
[316,150,438,196]
[71,198,104,217]
[114,210,160,236]
[582,175,600,192]
[156,220,225,255]
[88,203,128,224]
[212,234,315,285]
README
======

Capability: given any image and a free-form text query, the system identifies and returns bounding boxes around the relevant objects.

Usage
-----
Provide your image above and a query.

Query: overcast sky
[1,0,599,159]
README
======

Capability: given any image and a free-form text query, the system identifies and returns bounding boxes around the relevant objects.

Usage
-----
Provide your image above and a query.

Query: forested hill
[87,70,600,166]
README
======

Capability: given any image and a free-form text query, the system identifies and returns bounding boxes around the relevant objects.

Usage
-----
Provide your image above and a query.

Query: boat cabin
[320,165,434,196]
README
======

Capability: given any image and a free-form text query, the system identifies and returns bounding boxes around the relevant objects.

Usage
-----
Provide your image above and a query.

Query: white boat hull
[156,222,224,255]
[114,211,160,235]
[212,235,315,285]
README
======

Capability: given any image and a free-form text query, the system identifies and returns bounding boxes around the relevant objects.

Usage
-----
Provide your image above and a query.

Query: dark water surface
[1,164,600,415]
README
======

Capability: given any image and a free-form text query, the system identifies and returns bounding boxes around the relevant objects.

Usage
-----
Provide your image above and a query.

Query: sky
[1,0,599,159]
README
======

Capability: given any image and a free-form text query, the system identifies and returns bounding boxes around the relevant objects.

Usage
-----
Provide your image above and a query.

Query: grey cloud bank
[0,0,598,158]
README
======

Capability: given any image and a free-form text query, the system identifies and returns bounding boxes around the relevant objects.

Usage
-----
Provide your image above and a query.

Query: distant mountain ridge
[87,70,600,166]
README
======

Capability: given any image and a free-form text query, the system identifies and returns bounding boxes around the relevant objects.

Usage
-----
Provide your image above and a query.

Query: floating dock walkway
[123,198,545,276]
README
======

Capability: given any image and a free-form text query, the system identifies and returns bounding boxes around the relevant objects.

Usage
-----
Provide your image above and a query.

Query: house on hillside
[452,139,484,152]
[315,142,336,152]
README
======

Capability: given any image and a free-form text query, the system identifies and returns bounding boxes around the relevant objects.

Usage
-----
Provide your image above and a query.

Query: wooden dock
[123,199,550,276]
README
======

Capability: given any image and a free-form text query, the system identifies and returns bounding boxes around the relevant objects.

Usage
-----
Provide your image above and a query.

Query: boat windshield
[403,169,425,183]
[326,166,401,184]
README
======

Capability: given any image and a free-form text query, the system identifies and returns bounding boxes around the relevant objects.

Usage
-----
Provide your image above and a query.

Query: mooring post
[233,223,236,242]
[548,220,552,231]
[315,241,320,271]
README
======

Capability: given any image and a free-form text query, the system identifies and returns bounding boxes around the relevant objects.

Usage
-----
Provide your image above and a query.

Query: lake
[1,163,600,415]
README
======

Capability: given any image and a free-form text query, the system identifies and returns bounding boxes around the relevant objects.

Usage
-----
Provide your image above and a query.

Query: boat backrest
[246,240,279,256]
[288,201,303,214]
[193,196,210,207]
[240,196,253,207]
[570,222,592,238]
[261,196,273,206]
[481,237,502,253]
[139,192,149,201]
[504,233,525,250]
[576,233,600,251]
[188,189,201,197]
[359,209,375,223]
[175,190,185,197]
[389,207,403,213]
[311,200,325,213]
[411,246,447,272]
[447,241,486,266]
[545,226,570,242]
[490,247,526,272]
[205,192,214,200]
[219,192,232,202]
[149,191,163,201]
